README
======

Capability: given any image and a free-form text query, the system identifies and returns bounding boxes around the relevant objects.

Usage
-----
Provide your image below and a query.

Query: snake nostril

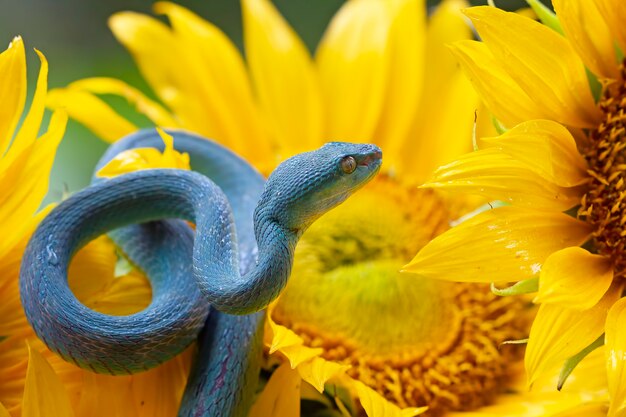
[359,151,382,167]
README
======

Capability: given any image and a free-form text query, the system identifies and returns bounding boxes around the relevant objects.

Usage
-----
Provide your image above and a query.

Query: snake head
[256,142,382,234]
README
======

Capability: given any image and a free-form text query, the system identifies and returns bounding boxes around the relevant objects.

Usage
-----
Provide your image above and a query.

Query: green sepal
[301,400,344,417]
[491,115,507,135]
[615,43,624,62]
[491,277,539,296]
[114,250,135,277]
[557,333,604,390]
[61,183,71,201]
[501,338,528,346]
[302,383,333,408]
[451,200,508,227]
[525,0,563,34]
[302,409,345,417]
[325,383,355,417]
[586,68,602,103]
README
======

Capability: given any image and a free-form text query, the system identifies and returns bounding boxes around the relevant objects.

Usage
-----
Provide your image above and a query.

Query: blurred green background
[0,0,546,202]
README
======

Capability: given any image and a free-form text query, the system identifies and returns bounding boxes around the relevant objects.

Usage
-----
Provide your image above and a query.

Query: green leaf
[491,277,539,296]
[557,333,604,390]
[526,0,563,34]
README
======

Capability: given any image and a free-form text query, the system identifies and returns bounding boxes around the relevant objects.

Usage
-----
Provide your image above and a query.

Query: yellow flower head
[37,1,605,416]
[404,1,626,415]
[0,42,192,416]
[0,37,68,414]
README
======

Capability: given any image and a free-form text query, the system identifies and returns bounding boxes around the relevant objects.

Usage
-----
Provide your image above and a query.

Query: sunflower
[404,1,626,416]
[43,0,603,416]
[0,36,68,415]
[0,40,192,417]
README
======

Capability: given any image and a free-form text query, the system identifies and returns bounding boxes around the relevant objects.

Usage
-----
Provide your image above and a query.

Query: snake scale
[19,129,382,416]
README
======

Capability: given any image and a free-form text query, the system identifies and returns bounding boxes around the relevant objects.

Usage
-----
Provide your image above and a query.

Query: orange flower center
[579,61,626,277]
[273,176,527,416]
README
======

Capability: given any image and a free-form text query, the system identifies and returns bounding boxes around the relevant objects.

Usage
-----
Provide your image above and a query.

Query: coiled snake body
[19,130,382,416]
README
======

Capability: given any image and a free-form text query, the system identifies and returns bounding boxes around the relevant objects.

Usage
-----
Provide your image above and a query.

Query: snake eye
[340,156,357,174]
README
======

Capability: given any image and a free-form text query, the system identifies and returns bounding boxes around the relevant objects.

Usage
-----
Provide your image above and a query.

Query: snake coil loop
[20,129,382,416]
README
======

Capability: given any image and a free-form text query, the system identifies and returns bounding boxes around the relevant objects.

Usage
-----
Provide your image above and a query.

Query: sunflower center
[579,62,626,276]
[273,176,527,415]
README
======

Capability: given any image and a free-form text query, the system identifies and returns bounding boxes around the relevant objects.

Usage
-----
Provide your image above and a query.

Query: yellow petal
[606,297,626,417]
[553,0,619,80]
[404,207,592,283]
[266,306,343,390]
[266,305,305,354]
[1,47,50,175]
[0,207,52,336]
[316,0,391,142]
[156,128,190,169]
[593,0,626,56]
[531,346,608,394]
[242,0,323,157]
[0,36,26,154]
[446,395,608,417]
[373,0,425,158]
[22,345,74,417]
[279,344,324,370]
[525,283,621,386]
[0,401,9,417]
[9,49,47,156]
[420,0,471,107]
[296,357,349,393]
[130,347,193,417]
[465,6,601,128]
[110,9,229,146]
[67,77,179,127]
[450,40,544,128]
[392,0,476,179]
[76,347,195,417]
[151,2,274,167]
[67,235,152,316]
[480,119,588,187]
[67,236,118,302]
[75,372,134,417]
[353,380,426,417]
[108,12,183,113]
[97,128,190,178]
[535,247,613,310]
[88,273,152,316]
[0,109,66,259]
[423,149,582,211]
[554,403,612,417]
[249,363,301,417]
[96,148,166,178]
[0,335,29,413]
[47,87,136,143]
[400,69,478,182]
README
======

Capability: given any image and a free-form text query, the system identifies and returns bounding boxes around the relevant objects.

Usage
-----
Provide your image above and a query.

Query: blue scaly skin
[19,129,382,415]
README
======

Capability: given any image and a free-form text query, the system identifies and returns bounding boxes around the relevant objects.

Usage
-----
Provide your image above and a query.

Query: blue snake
[19,129,382,416]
